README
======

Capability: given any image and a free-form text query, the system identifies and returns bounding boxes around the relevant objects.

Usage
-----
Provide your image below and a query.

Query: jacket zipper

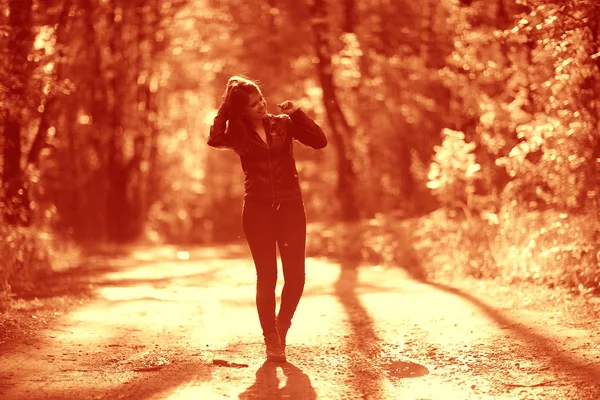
[265,123,276,208]
[268,148,276,207]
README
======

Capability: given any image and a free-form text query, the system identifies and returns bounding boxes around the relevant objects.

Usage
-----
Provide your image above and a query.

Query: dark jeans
[242,198,307,336]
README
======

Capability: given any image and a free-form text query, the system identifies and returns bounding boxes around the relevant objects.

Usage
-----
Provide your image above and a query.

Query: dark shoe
[264,332,286,362]
[276,317,291,350]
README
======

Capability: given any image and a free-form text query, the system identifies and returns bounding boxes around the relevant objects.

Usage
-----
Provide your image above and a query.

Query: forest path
[1,243,600,400]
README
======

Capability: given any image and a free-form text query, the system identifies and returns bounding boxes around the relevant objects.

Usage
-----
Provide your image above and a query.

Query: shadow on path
[333,228,429,398]
[335,257,384,397]
[13,245,236,300]
[391,221,600,394]
[32,359,212,400]
[239,361,317,400]
[2,244,238,400]
[429,281,600,395]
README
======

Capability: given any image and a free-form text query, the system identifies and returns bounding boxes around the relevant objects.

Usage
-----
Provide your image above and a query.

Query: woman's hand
[221,88,244,120]
[278,100,299,115]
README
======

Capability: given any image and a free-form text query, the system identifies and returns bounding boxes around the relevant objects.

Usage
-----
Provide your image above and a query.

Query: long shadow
[239,361,317,400]
[23,359,213,400]
[333,228,428,398]
[393,221,600,395]
[2,244,258,399]
[12,262,122,299]
[2,245,238,399]
[15,265,222,300]
[13,245,234,300]
[335,257,383,397]
[429,281,600,395]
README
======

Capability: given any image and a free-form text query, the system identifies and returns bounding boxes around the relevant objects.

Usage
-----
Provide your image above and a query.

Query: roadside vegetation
[1,0,599,318]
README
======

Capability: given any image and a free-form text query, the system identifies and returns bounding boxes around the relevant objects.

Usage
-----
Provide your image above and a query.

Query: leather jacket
[207,108,327,205]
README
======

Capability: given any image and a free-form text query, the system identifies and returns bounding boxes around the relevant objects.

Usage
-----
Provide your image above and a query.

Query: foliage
[437,0,600,210]
[0,223,80,311]
[426,128,481,207]
[420,0,600,292]
[307,207,600,292]
[488,205,599,290]
[2,0,600,303]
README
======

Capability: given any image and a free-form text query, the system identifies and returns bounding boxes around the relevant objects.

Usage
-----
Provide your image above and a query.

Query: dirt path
[1,244,600,399]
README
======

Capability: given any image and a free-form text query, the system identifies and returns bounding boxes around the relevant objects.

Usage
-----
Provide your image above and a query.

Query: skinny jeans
[242,198,306,336]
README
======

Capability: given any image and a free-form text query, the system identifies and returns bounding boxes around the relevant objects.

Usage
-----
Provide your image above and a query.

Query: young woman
[207,76,327,362]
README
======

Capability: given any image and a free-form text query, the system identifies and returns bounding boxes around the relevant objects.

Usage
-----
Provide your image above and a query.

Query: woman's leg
[275,199,307,325]
[242,201,278,336]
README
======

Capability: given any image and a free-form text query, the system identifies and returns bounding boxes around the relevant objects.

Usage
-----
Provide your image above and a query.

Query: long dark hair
[223,76,262,155]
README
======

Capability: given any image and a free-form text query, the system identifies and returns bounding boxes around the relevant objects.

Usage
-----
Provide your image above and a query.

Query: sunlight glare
[43,62,54,73]
[176,250,190,260]
[34,26,55,54]
[78,114,91,125]
[166,384,229,399]
[204,109,218,124]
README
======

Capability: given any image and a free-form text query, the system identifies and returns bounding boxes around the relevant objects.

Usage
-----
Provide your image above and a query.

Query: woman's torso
[239,114,302,205]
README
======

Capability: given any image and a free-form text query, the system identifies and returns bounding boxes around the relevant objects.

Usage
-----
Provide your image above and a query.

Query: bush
[0,223,81,311]
[489,206,600,290]
[307,207,600,293]
[426,128,481,208]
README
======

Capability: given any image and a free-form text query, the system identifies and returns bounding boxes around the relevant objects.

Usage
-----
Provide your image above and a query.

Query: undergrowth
[0,224,81,312]
[307,207,600,294]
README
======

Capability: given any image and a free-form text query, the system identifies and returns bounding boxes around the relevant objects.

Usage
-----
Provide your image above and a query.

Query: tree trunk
[130,0,149,240]
[309,0,360,221]
[106,0,131,242]
[3,0,34,226]
[342,0,356,34]
[79,0,111,241]
[28,0,73,168]
[144,1,162,227]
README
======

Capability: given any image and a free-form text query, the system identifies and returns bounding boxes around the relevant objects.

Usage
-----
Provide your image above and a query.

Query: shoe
[276,317,291,350]
[264,332,286,362]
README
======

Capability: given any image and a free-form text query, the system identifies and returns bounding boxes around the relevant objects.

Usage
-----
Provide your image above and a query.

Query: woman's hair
[223,76,262,155]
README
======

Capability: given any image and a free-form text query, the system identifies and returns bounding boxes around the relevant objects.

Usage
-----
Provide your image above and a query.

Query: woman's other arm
[207,105,231,148]
[289,109,328,149]
[279,101,327,150]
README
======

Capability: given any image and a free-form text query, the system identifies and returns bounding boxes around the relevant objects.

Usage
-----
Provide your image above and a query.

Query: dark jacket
[207,108,327,204]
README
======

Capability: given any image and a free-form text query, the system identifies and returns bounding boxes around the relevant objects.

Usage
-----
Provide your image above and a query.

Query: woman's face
[243,89,268,120]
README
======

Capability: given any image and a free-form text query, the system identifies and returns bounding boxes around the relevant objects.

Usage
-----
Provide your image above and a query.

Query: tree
[2,0,35,225]
[433,0,600,216]
[309,0,359,221]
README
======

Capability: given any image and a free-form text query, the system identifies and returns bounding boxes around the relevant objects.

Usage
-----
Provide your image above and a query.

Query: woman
[207,76,327,362]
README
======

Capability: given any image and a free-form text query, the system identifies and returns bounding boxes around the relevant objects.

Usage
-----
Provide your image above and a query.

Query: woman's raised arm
[288,109,328,150]
[207,104,231,148]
